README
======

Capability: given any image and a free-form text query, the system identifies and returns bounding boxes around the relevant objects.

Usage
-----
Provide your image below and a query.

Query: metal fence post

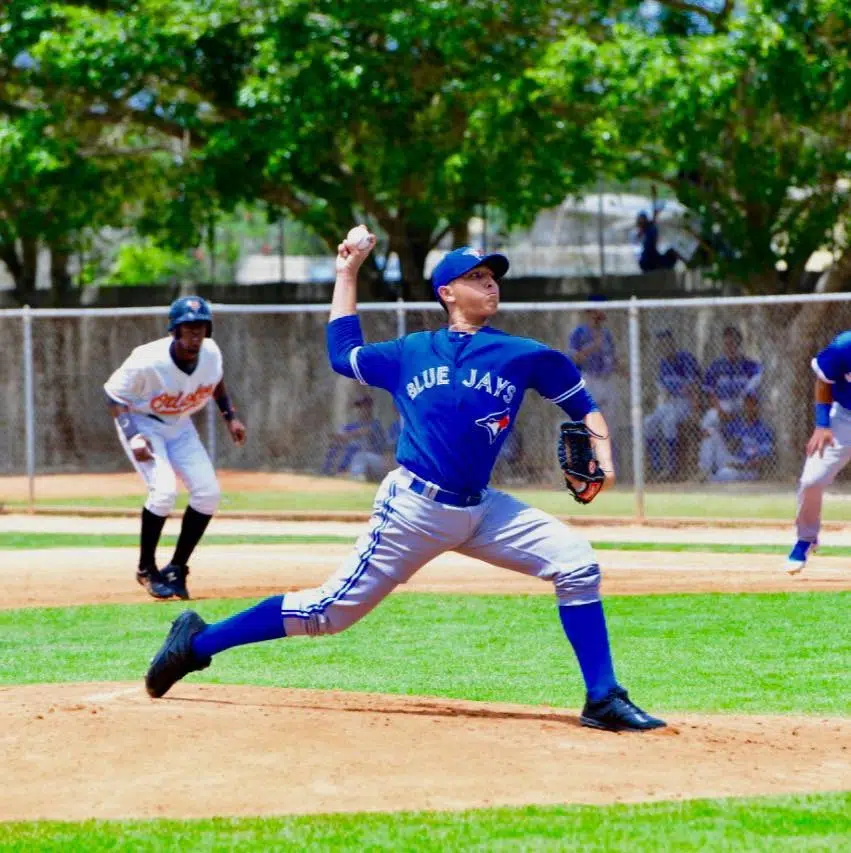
[396,296,406,338]
[206,402,217,465]
[22,306,36,512]
[628,296,645,521]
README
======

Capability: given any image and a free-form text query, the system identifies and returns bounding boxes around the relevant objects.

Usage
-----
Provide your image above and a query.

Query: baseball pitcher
[104,296,246,599]
[144,233,665,733]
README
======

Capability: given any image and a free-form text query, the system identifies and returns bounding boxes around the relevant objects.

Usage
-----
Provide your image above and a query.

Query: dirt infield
[0,470,363,502]
[3,543,850,610]
[2,682,849,822]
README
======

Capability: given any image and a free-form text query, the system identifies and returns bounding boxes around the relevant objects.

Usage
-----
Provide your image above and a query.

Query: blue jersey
[568,325,617,378]
[703,356,762,402]
[812,330,851,410]
[658,351,701,398]
[328,318,595,494]
[723,416,775,463]
[321,417,388,476]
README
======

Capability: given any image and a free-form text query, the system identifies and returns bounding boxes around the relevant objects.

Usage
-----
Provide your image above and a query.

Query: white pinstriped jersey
[104,337,223,425]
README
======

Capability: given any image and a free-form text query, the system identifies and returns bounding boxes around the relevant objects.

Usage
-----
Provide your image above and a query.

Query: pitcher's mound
[2,682,849,821]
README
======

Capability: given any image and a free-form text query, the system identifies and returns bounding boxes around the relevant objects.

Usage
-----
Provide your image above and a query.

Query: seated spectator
[698,391,775,482]
[634,210,680,273]
[644,329,702,480]
[702,326,762,415]
[567,296,619,416]
[322,394,394,482]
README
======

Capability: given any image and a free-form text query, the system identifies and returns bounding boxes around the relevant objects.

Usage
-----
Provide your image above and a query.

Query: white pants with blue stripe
[281,467,600,637]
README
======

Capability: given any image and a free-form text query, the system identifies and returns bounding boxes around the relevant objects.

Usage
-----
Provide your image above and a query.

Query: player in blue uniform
[702,326,762,414]
[786,331,851,573]
[144,230,666,732]
[644,329,702,479]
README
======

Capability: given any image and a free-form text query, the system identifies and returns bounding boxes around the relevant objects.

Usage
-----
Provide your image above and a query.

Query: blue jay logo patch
[476,408,511,443]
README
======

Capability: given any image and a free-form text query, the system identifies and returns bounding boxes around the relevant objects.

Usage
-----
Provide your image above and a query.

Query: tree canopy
[0,0,848,299]
[531,0,851,291]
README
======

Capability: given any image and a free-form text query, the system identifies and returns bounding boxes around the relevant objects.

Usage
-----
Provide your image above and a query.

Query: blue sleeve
[813,332,851,383]
[567,326,585,355]
[757,425,775,459]
[327,316,403,391]
[686,353,702,382]
[658,360,677,394]
[529,347,595,420]
[703,359,720,392]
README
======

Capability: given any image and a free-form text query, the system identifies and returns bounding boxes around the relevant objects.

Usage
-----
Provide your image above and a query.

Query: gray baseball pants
[795,403,851,541]
[281,466,600,636]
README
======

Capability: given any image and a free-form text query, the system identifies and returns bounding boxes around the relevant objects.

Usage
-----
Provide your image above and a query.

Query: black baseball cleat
[159,563,191,600]
[580,687,666,732]
[136,565,176,600]
[145,610,211,698]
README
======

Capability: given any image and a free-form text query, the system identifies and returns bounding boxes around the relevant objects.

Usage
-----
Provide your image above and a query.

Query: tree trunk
[49,244,74,306]
[393,224,432,301]
[4,238,39,305]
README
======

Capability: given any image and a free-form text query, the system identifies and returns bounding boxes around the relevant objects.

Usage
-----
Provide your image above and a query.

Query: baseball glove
[558,421,606,504]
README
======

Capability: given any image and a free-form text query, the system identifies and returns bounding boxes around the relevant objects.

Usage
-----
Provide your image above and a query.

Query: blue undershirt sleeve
[529,348,596,421]
[326,315,403,391]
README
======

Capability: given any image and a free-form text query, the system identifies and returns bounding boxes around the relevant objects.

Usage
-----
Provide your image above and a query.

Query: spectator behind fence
[644,329,702,480]
[634,210,680,274]
[698,391,775,482]
[322,393,394,482]
[702,325,762,416]
[567,295,619,424]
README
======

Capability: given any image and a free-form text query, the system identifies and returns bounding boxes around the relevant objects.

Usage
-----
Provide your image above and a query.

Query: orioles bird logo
[475,408,511,444]
[187,299,201,312]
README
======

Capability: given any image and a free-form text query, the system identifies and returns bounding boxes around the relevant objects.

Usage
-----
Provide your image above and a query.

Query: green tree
[106,239,197,286]
[531,0,851,294]
[5,0,607,297]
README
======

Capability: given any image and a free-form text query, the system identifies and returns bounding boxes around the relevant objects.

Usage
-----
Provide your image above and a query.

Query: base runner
[104,296,246,599]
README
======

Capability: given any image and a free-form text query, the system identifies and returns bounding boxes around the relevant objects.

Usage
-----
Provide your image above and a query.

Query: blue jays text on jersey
[812,330,851,411]
[327,317,596,495]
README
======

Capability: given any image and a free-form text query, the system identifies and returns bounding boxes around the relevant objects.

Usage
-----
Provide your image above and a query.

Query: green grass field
[2,555,849,848]
[13,483,850,521]
[2,593,849,713]
[3,794,850,852]
[4,530,851,557]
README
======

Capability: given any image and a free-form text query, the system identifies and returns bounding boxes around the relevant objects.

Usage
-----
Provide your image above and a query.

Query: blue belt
[408,475,483,508]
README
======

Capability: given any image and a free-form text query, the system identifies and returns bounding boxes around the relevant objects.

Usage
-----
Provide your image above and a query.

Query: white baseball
[346,225,372,251]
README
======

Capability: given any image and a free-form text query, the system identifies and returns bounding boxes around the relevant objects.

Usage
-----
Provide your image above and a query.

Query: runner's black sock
[170,506,212,566]
[140,507,167,569]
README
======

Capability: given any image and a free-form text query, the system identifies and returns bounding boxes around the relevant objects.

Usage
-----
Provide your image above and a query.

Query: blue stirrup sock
[191,595,286,659]
[558,601,618,702]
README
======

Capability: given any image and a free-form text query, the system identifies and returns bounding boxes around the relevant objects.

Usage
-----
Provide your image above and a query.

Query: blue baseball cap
[430,247,509,299]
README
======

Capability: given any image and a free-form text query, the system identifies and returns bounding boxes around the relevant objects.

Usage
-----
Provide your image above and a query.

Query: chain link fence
[2,294,850,513]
